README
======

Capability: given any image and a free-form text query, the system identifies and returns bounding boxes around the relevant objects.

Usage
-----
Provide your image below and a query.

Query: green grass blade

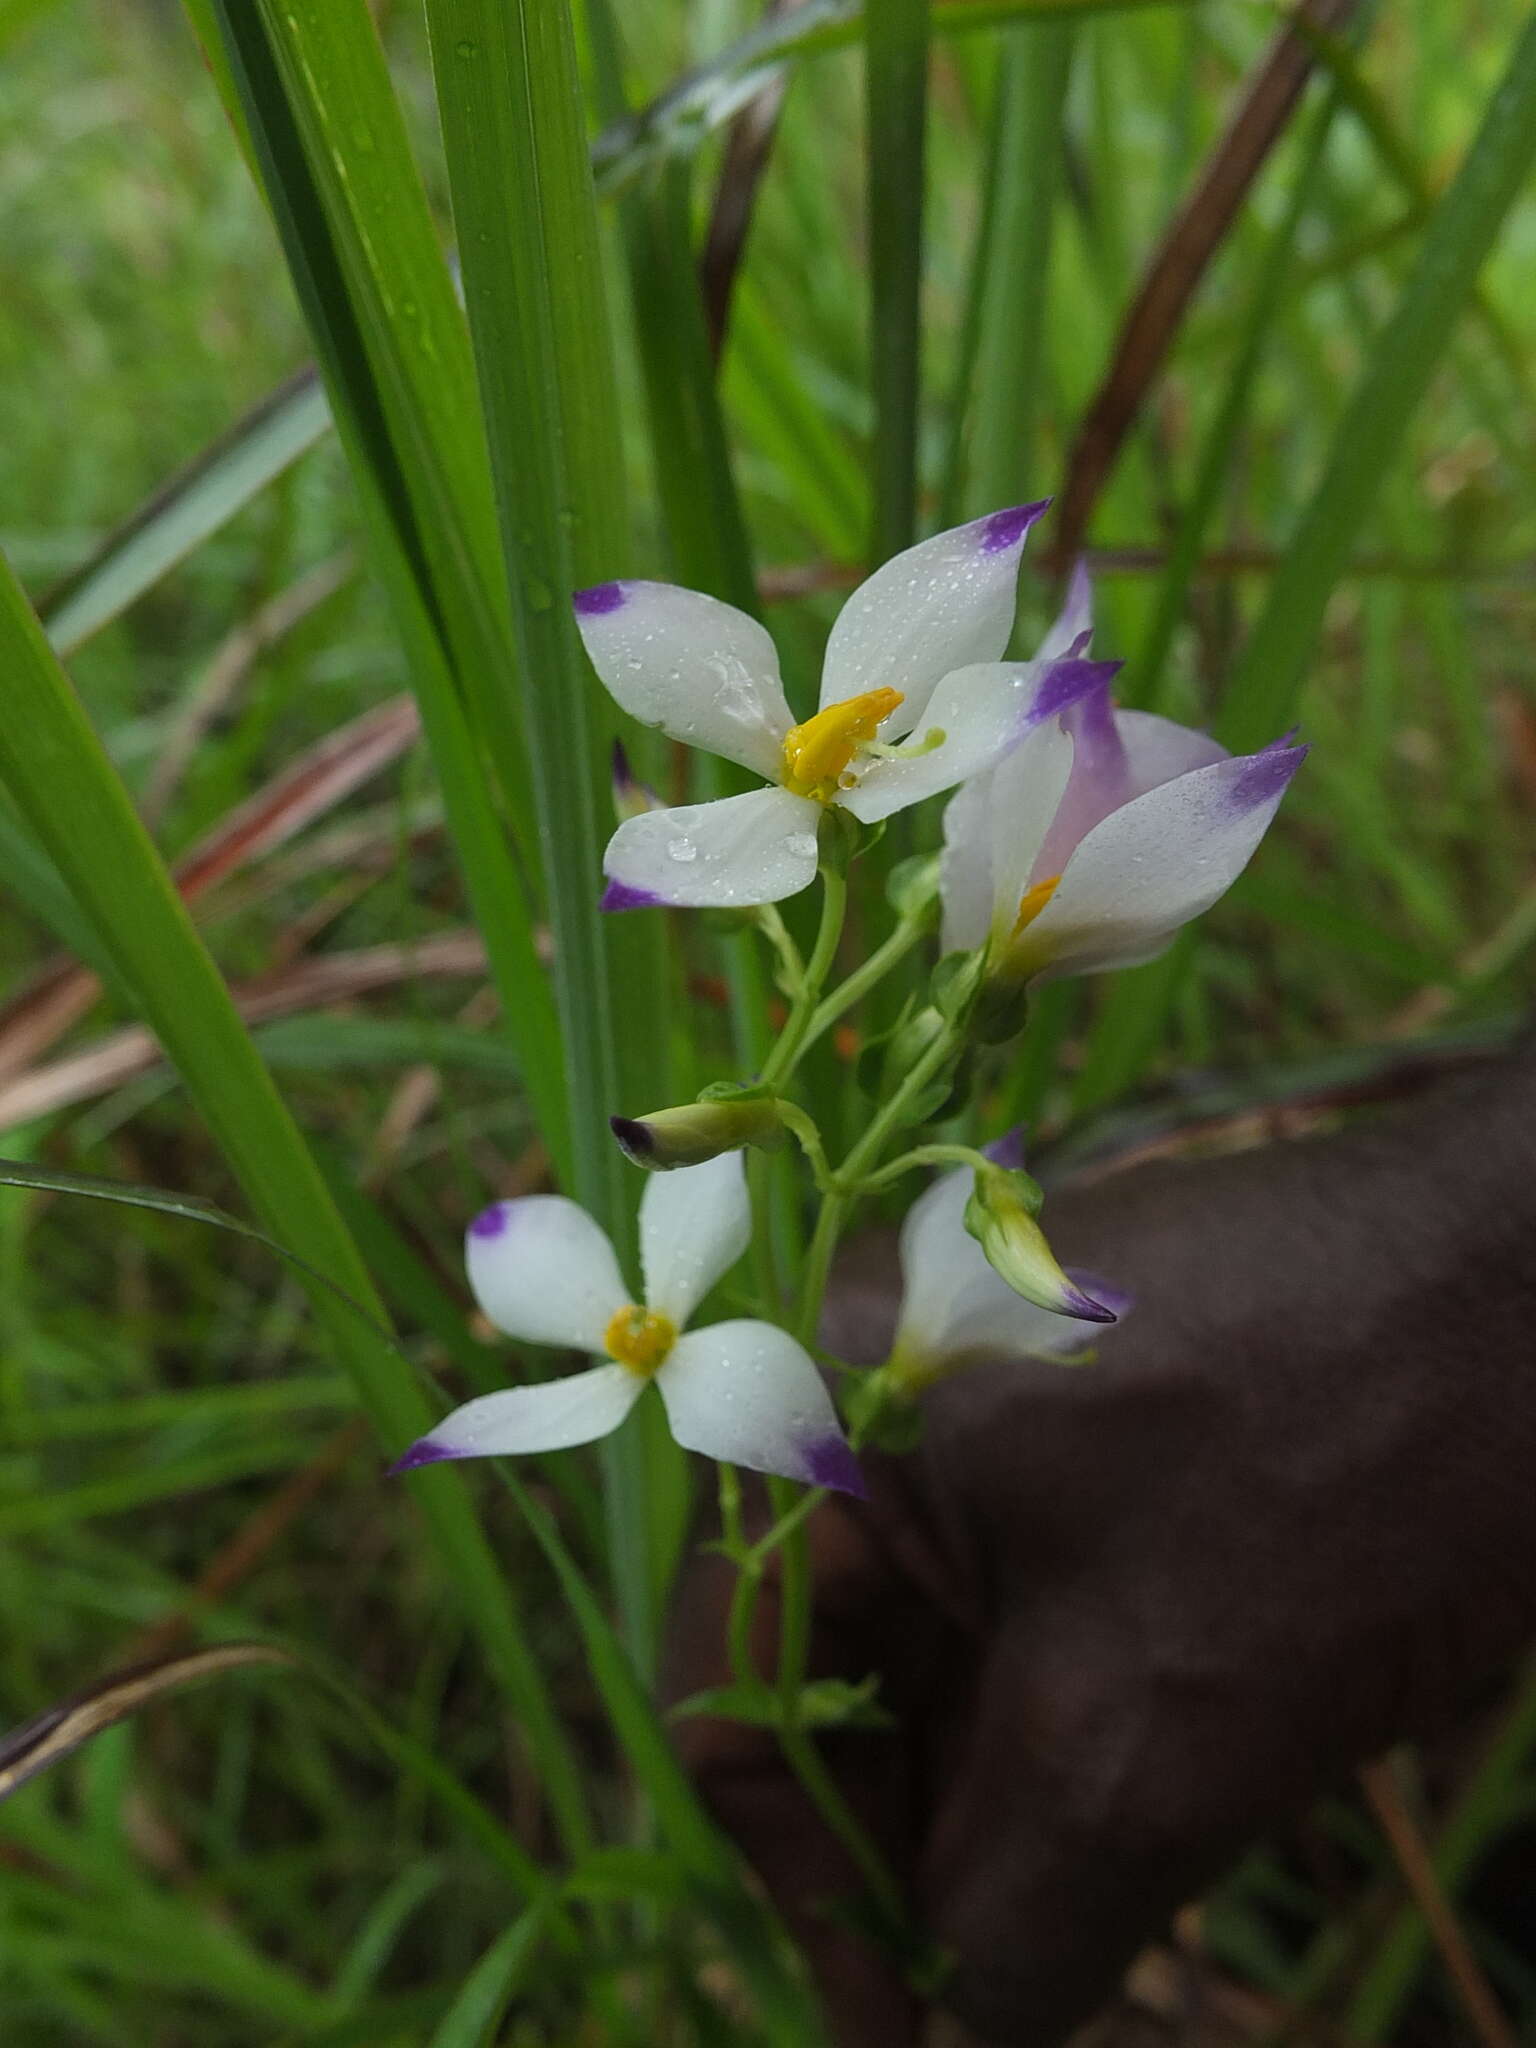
[1133,85,1343,707]
[38,371,331,659]
[865,0,930,559]
[1217,10,1536,753]
[427,1908,554,2048]
[0,547,592,1860]
[958,21,1075,519]
[505,1469,828,2045]
[186,0,570,1172]
[424,0,670,1671]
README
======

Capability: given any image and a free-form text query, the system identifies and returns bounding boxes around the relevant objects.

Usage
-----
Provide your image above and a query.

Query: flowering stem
[855,1140,991,1195]
[799,911,930,1059]
[761,858,849,1090]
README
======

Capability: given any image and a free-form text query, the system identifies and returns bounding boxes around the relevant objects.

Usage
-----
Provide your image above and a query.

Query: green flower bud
[963,1165,1115,1322]
[609,1096,789,1171]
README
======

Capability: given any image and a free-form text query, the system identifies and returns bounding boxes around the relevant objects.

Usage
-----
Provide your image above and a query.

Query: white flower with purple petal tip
[887,1139,1132,1397]
[575,503,1102,911]
[940,566,1307,987]
[391,1152,863,1496]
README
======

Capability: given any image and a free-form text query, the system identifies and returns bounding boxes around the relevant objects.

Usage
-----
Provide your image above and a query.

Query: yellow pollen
[1012,874,1062,937]
[603,1303,676,1377]
[781,688,905,801]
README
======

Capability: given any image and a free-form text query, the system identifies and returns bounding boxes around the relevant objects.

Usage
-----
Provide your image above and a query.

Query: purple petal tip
[1067,1269,1134,1323]
[610,1115,653,1162]
[979,499,1051,555]
[574,580,626,618]
[1064,1285,1118,1326]
[983,1126,1029,1171]
[600,878,666,912]
[801,1433,867,1498]
[1227,742,1308,814]
[469,1201,509,1240]
[388,1437,461,1476]
[1032,656,1123,727]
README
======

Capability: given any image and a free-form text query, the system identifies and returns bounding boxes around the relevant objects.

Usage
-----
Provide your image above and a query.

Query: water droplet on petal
[668,837,698,863]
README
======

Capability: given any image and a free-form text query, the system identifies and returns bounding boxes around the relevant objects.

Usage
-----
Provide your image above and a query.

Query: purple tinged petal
[800,1433,868,1498]
[1062,1283,1118,1325]
[600,878,667,912]
[978,498,1052,555]
[574,580,626,617]
[1067,1268,1134,1322]
[387,1436,465,1476]
[982,1126,1029,1171]
[1225,741,1308,815]
[1027,656,1124,730]
[469,1202,510,1241]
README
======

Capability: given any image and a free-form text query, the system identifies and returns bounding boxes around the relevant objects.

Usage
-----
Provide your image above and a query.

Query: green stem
[778,1721,906,1923]
[762,859,850,1089]
[857,1140,990,1195]
[799,911,931,1058]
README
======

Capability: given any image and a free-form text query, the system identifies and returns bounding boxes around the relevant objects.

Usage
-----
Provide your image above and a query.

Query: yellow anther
[1012,874,1062,937]
[781,688,905,801]
[603,1303,676,1377]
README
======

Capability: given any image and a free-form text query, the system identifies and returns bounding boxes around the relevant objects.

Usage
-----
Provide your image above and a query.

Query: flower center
[780,688,905,801]
[603,1304,676,1377]
[1011,874,1061,936]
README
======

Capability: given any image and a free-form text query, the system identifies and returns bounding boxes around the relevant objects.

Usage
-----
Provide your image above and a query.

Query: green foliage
[1,0,1535,2039]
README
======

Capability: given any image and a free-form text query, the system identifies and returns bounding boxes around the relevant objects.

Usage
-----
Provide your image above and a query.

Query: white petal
[838,662,1035,824]
[934,1269,1129,1364]
[984,716,1076,938]
[819,503,1049,728]
[656,1323,864,1494]
[1020,743,1307,981]
[601,786,821,910]
[640,1151,751,1326]
[466,1196,628,1350]
[1036,557,1094,661]
[892,1169,973,1360]
[574,580,793,780]
[939,767,996,953]
[1116,709,1228,800]
[393,1364,643,1470]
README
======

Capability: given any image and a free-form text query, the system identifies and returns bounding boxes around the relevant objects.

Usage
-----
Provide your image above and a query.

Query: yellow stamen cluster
[603,1303,676,1377]
[780,688,905,801]
[1011,873,1061,937]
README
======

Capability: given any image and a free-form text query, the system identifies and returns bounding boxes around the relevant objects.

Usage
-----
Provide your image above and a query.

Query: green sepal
[817,803,862,873]
[885,850,941,921]
[929,946,986,1026]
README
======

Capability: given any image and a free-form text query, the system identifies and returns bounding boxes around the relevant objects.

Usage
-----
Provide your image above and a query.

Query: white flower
[941,564,1306,987]
[392,1153,862,1495]
[887,1146,1131,1397]
[575,504,1099,911]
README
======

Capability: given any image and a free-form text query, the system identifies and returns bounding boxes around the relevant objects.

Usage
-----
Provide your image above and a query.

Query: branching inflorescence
[393,500,1305,1934]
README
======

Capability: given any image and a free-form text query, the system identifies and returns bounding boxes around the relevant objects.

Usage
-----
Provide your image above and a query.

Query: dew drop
[786,833,818,861]
[667,837,698,863]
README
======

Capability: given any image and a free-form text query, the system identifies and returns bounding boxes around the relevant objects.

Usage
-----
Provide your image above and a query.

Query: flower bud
[609,1095,789,1171]
[963,1165,1116,1322]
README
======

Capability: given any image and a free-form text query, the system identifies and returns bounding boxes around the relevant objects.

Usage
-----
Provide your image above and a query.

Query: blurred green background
[1,0,1534,2041]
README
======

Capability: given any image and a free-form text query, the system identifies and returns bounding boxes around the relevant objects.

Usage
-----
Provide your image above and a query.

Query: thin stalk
[425,0,665,1674]
[865,0,931,561]
[962,19,1076,520]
